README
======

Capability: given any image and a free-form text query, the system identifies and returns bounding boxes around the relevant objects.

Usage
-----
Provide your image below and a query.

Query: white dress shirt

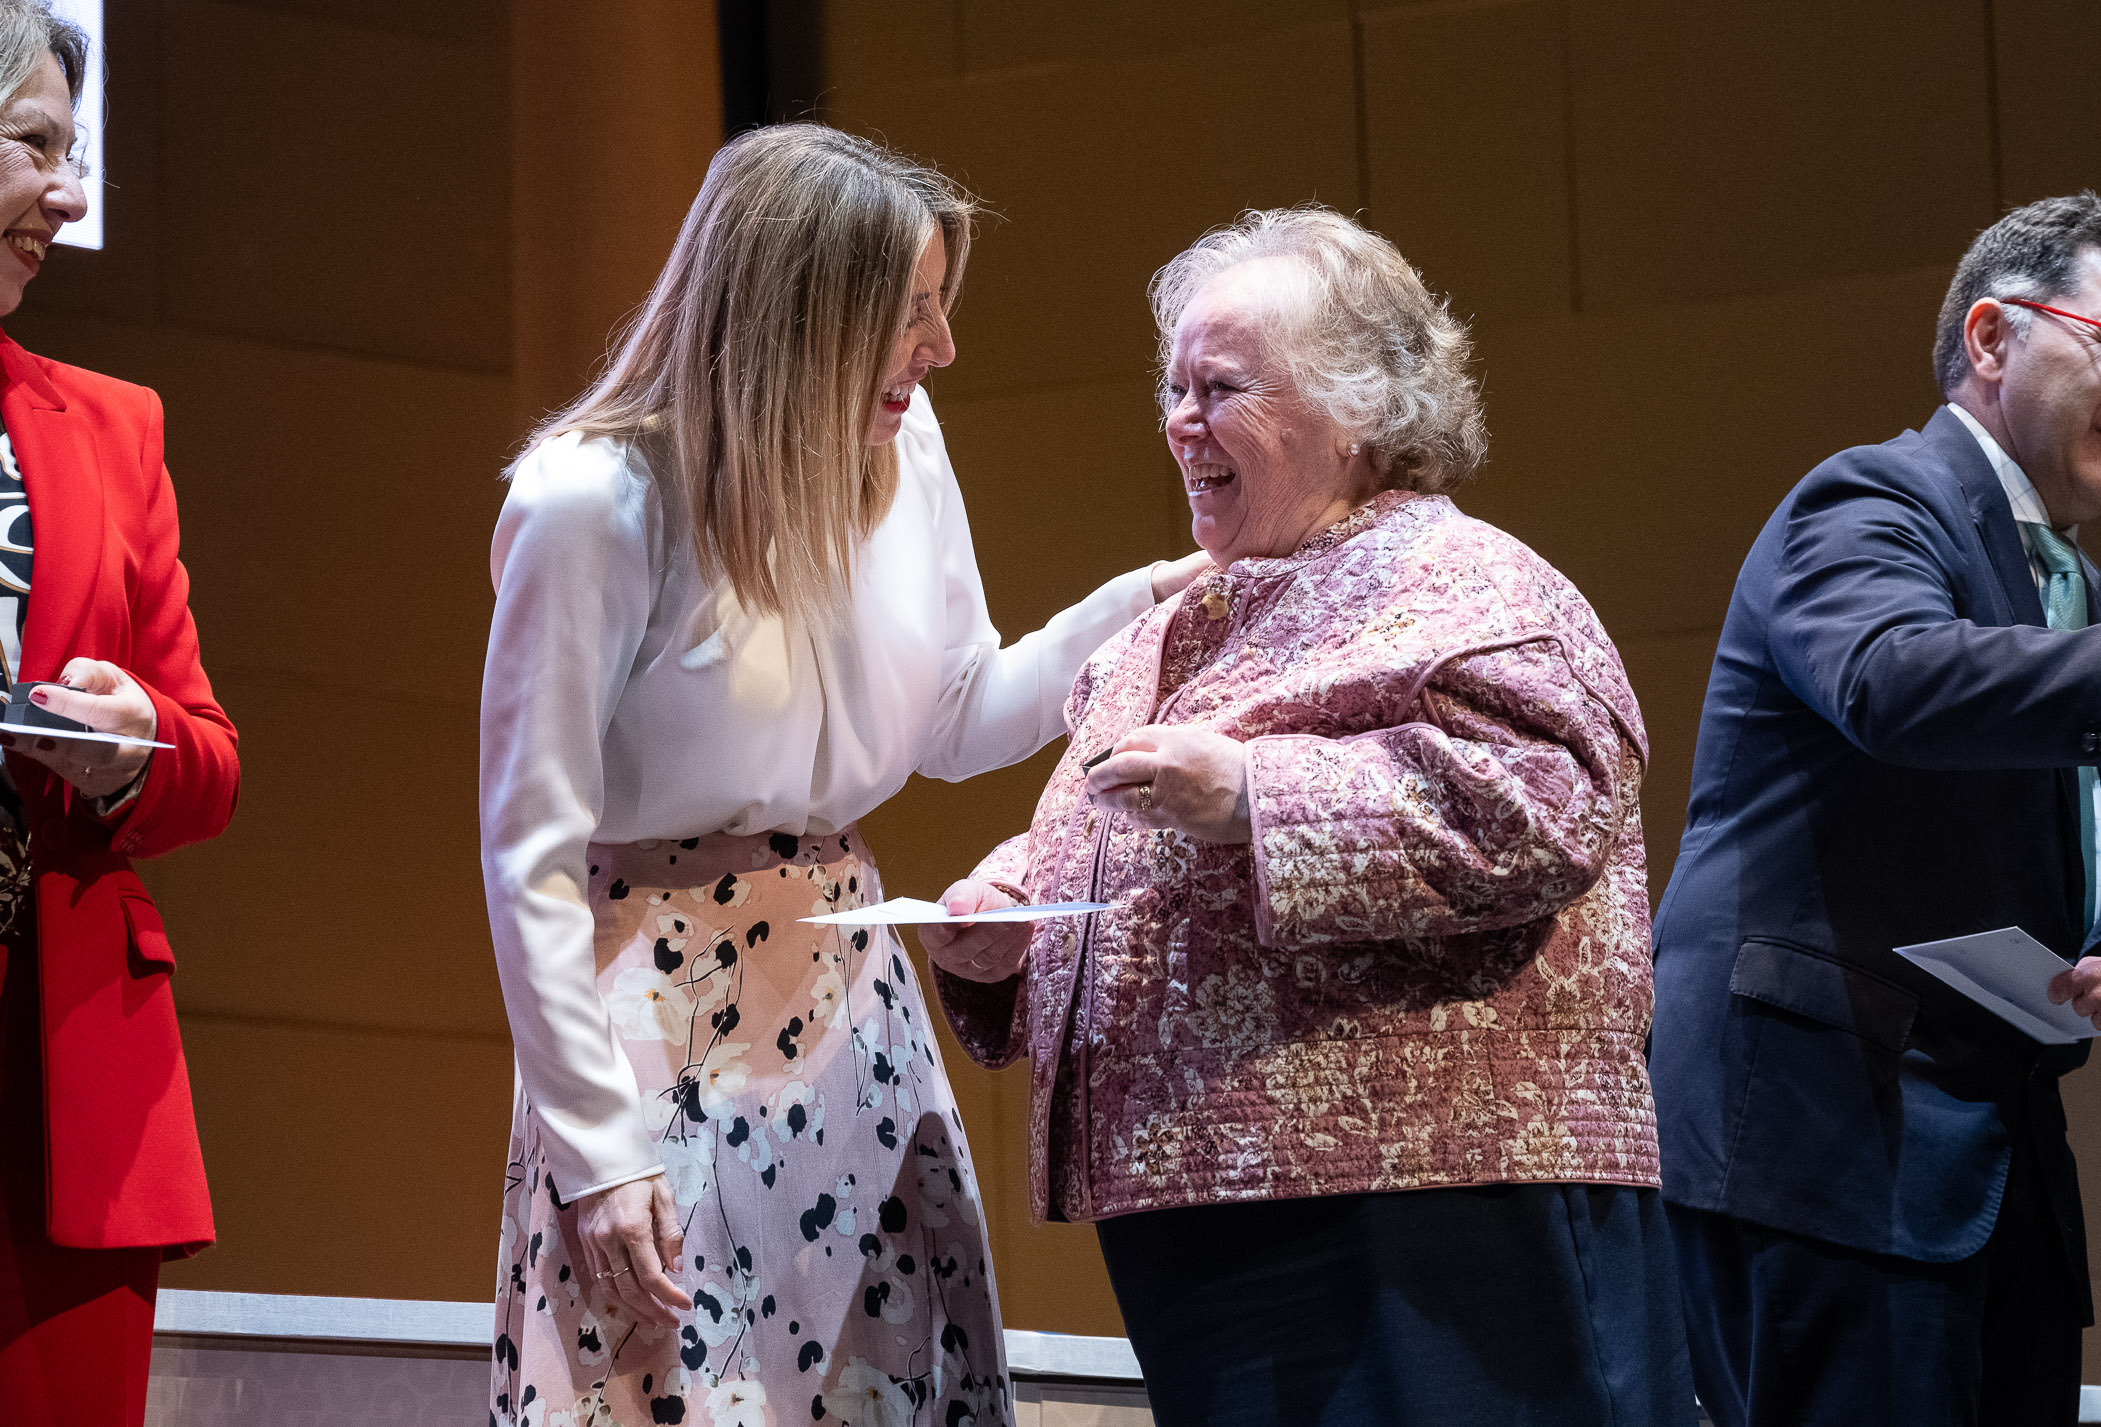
[1948,402,2072,587]
[1948,401,2101,923]
[480,390,1157,1197]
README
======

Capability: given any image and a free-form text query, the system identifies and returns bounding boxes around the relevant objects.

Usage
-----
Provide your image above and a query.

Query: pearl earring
[1348,443,1361,456]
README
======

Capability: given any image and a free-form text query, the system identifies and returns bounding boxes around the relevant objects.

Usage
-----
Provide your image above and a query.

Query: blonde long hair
[519,124,975,624]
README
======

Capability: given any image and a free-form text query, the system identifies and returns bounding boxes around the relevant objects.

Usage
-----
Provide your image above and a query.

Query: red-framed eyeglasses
[2005,297,2101,334]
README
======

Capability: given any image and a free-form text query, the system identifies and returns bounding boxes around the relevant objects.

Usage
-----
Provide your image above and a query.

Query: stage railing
[142,1289,2101,1426]
[147,1288,1153,1426]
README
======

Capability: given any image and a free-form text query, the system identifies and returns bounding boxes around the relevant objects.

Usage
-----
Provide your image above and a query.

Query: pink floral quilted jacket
[933,491,1660,1223]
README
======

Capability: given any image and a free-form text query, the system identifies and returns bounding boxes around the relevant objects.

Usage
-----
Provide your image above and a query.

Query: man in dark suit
[1653,191,2101,1426]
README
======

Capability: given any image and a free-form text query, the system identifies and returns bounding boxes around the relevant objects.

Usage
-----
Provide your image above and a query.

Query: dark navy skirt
[1095,1182,1694,1427]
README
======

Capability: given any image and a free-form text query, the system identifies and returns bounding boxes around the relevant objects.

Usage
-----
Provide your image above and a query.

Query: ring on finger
[1136,782,1154,812]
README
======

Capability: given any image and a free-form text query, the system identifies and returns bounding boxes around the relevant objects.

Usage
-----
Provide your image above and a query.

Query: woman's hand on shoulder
[1149,551,1213,603]
[1089,725,1252,844]
[1,658,158,799]
[921,879,1030,983]
[573,1173,692,1327]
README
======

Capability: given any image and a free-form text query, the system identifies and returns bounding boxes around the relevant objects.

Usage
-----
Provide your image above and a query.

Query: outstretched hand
[921,879,1030,983]
[1150,551,1212,602]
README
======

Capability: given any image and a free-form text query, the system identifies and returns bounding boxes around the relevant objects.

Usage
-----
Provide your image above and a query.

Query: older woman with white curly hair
[924,207,1691,1426]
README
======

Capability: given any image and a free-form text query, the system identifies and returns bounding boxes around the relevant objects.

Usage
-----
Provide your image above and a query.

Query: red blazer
[0,333,239,1255]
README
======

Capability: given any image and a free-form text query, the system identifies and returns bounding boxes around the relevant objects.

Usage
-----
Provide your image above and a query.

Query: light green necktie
[2021,521,2099,935]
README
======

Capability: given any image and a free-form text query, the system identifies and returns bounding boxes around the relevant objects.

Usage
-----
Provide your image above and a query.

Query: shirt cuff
[89,756,151,821]
[562,1163,668,1205]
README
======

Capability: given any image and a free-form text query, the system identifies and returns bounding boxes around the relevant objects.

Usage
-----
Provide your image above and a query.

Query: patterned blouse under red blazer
[0,332,239,1256]
[935,491,1658,1224]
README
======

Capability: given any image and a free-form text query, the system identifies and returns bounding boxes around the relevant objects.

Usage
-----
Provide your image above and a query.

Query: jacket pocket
[1730,937,1915,1053]
[121,892,176,974]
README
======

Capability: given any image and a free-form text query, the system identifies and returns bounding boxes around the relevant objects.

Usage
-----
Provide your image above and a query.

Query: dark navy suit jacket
[1652,406,2097,1292]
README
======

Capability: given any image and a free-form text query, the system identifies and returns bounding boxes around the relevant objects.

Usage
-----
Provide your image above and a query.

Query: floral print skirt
[492,828,1010,1427]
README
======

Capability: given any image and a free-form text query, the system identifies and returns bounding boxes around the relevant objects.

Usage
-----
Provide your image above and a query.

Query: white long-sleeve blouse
[479,391,1156,1199]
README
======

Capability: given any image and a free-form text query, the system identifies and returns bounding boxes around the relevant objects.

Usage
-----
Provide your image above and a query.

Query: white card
[800,897,1109,927]
[0,721,173,750]
[1894,926,2096,1044]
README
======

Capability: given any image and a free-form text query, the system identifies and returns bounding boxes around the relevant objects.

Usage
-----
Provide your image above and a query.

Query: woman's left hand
[1088,725,1252,844]
[0,658,157,799]
[1149,551,1212,602]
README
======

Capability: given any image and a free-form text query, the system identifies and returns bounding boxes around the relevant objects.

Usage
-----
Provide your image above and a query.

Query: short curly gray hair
[0,0,84,110]
[1149,206,1486,495]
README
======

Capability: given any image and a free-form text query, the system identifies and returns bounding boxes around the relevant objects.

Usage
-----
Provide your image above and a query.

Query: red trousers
[0,928,158,1427]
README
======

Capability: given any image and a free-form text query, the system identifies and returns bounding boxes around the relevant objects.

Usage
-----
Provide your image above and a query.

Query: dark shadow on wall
[719,0,828,135]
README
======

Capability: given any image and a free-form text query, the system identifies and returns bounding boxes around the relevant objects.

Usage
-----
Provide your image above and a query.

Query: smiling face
[0,52,83,319]
[1162,259,1378,566]
[866,229,956,446]
[1991,249,2101,526]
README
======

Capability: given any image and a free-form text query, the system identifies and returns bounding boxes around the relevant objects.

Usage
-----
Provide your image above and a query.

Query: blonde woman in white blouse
[479,124,1201,1427]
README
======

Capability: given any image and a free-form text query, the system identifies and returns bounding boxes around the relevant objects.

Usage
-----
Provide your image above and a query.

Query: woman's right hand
[573,1173,692,1326]
[922,880,1030,983]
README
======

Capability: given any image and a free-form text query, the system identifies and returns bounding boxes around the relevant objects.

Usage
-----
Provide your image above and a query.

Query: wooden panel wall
[9,0,2099,1380]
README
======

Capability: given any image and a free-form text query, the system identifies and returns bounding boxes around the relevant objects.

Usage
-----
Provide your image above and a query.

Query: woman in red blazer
[0,10,240,1426]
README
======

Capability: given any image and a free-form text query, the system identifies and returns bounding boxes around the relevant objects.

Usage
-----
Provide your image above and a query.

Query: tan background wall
[9,0,2101,1378]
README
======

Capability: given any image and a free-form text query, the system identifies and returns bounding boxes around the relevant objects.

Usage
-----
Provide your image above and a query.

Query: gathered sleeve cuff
[929,832,1033,1070]
[1247,635,1641,951]
[479,436,667,1199]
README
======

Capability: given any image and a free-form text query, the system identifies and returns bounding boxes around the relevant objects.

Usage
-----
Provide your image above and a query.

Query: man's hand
[2047,955,2101,1030]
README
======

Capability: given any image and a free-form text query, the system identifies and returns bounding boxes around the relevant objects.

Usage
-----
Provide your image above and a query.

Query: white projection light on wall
[52,0,101,251]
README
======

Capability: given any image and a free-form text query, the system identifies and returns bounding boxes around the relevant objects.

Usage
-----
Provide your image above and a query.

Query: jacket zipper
[1070,799,1115,1222]
[1069,576,1253,1217]
[1069,606,1220,1219]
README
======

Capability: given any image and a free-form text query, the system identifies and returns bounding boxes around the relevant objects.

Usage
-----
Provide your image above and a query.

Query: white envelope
[800,897,1109,927]
[0,721,173,750]
[1894,926,2097,1044]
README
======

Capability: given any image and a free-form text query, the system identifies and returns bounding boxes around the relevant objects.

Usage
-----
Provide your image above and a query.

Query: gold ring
[1137,783,1154,811]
